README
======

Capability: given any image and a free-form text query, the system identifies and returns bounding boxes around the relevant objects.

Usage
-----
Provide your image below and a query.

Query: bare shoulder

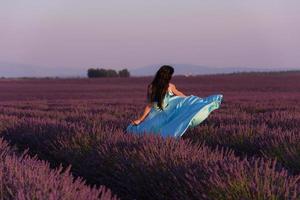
[169,83,175,87]
[168,83,176,91]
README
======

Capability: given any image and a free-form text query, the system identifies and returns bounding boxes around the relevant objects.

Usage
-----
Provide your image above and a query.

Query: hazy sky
[1,0,300,71]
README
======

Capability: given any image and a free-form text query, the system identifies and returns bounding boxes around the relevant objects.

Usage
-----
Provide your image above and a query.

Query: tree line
[87,68,130,78]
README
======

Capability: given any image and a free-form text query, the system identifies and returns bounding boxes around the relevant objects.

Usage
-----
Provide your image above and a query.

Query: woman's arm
[131,102,153,125]
[169,83,187,97]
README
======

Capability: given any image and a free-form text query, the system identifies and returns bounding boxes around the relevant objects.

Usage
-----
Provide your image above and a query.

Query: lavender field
[0,71,300,200]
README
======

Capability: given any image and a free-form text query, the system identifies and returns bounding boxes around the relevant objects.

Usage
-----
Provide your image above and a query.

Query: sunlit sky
[1,0,300,72]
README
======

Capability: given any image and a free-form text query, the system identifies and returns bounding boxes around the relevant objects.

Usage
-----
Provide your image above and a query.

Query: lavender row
[0,138,119,200]
[1,116,300,199]
[1,73,300,101]
[1,94,300,175]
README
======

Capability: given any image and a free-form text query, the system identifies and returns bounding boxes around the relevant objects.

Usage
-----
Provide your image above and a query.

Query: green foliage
[87,68,130,78]
[118,69,130,77]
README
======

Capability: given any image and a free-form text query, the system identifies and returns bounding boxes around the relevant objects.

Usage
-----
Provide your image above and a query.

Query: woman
[126,65,223,138]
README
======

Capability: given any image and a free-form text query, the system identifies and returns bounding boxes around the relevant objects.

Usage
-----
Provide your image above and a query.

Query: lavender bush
[0,138,119,200]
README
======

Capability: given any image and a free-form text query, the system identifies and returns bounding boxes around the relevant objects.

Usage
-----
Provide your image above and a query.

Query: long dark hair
[147,65,174,110]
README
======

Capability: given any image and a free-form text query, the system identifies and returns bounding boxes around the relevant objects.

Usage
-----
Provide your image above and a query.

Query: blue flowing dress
[126,90,223,138]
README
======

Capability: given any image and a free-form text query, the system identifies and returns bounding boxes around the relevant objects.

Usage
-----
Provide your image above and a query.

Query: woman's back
[152,90,174,110]
[148,83,174,109]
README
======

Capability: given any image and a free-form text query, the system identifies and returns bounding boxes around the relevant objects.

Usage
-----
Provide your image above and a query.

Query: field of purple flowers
[0,71,300,199]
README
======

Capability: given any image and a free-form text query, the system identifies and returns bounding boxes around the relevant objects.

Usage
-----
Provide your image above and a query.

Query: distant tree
[118,69,130,77]
[97,68,109,77]
[87,68,126,78]
[106,69,119,77]
[87,68,97,78]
